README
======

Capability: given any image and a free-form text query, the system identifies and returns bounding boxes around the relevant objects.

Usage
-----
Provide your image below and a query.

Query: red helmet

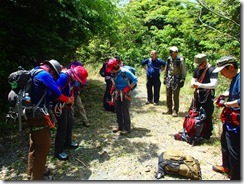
[106,58,120,73]
[71,65,88,84]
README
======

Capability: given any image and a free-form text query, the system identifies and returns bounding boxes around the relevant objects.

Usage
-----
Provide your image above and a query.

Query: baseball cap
[169,46,178,52]
[213,56,236,73]
[194,53,208,66]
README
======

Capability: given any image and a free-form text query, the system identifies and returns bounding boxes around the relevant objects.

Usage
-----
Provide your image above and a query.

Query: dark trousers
[55,106,74,154]
[221,124,240,180]
[103,79,113,102]
[28,127,50,180]
[114,96,131,131]
[196,97,214,138]
[166,86,180,112]
[146,77,161,103]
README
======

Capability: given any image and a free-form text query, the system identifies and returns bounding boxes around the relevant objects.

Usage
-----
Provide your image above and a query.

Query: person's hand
[215,95,225,108]
[123,86,131,93]
[67,97,74,105]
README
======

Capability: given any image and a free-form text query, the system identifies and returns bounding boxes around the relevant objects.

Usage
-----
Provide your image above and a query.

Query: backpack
[174,105,206,146]
[121,65,137,90]
[6,68,47,125]
[155,149,202,180]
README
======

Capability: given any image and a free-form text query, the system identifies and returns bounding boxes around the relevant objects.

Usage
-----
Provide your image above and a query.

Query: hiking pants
[197,97,214,138]
[146,77,161,103]
[74,94,88,124]
[114,96,131,131]
[55,105,74,154]
[28,127,51,180]
[166,86,180,112]
[221,124,240,180]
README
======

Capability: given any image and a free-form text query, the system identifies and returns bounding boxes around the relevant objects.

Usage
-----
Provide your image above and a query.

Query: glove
[110,85,115,95]
[215,95,225,107]
[123,86,131,93]
[179,79,185,88]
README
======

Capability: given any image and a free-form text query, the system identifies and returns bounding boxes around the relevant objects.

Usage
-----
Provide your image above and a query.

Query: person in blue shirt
[106,59,138,135]
[28,59,74,180]
[141,50,166,105]
[212,56,240,180]
[53,65,88,161]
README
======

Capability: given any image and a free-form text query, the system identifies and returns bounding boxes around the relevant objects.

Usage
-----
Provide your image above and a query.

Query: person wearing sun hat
[190,53,218,140]
[212,55,240,180]
[53,64,88,161]
[163,46,186,117]
[68,61,90,127]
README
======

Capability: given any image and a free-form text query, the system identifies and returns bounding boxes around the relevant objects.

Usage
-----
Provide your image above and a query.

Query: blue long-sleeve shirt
[141,58,165,78]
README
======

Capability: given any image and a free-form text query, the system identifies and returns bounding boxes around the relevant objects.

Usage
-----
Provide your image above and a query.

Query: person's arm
[194,78,218,89]
[224,99,240,108]
[180,57,186,79]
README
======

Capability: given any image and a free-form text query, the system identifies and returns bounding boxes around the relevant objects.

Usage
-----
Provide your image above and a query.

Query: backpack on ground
[155,148,202,180]
[121,65,137,91]
[174,99,207,146]
[6,68,47,127]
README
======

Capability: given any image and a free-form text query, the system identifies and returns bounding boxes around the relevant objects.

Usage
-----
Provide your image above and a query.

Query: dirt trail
[85,79,228,180]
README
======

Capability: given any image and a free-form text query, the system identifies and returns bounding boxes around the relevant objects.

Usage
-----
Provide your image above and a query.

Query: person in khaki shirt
[163,46,186,117]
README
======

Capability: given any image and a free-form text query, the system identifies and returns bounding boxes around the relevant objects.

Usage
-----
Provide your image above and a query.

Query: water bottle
[24,93,31,103]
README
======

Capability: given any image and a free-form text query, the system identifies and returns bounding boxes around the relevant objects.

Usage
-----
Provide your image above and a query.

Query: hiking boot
[112,127,122,133]
[172,110,178,117]
[154,102,159,106]
[55,152,69,161]
[65,142,79,149]
[212,165,230,174]
[145,101,153,105]
[120,130,130,135]
[162,110,172,115]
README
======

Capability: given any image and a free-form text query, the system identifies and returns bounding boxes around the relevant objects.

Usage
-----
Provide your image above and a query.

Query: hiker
[101,56,123,111]
[141,50,165,105]
[212,56,240,180]
[54,65,88,161]
[68,61,90,127]
[163,46,186,117]
[27,59,74,180]
[106,59,138,135]
[190,53,218,139]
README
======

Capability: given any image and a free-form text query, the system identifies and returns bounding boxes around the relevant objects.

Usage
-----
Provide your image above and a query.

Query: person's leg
[146,78,153,103]
[154,78,161,104]
[114,99,123,130]
[55,107,68,155]
[75,95,89,126]
[165,87,173,113]
[65,107,74,146]
[28,127,51,180]
[121,98,131,132]
[103,79,113,102]
[202,98,214,139]
[172,87,180,115]
[226,129,240,180]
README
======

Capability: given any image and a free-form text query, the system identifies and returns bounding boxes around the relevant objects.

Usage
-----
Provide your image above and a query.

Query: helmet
[106,58,120,73]
[45,59,62,76]
[71,65,88,84]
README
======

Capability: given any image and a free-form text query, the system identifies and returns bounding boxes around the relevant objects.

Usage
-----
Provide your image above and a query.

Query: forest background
[0,0,240,130]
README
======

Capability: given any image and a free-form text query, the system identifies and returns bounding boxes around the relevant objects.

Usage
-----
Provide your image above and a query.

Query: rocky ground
[0,75,229,181]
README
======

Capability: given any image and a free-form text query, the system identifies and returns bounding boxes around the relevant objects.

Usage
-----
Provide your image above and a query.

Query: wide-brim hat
[213,56,236,73]
[194,53,208,65]
[71,65,88,84]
